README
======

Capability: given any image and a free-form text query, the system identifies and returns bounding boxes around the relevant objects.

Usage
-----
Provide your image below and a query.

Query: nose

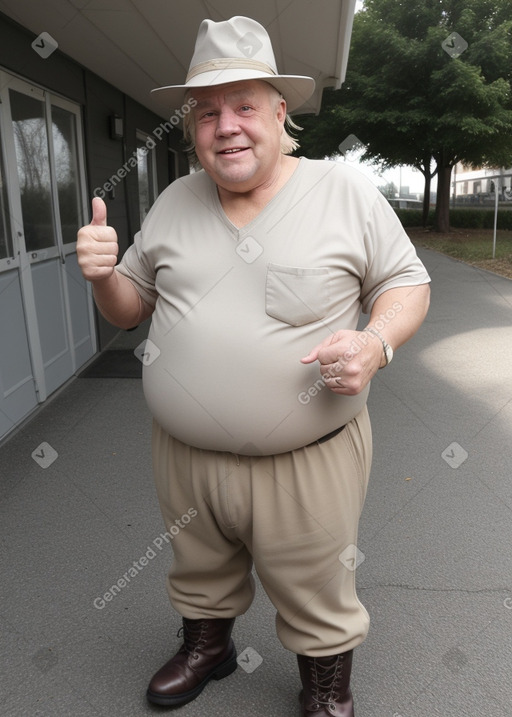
[215,106,241,138]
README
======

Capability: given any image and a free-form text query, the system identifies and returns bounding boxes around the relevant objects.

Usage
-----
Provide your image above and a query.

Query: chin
[213,165,260,189]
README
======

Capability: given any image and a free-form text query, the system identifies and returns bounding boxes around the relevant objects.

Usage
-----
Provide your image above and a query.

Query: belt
[306,424,346,448]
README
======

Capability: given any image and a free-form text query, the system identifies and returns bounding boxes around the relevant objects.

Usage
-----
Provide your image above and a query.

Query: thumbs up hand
[77,197,119,282]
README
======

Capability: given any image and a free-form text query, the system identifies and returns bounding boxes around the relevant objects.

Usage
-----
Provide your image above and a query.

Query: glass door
[0,73,95,439]
[0,102,39,438]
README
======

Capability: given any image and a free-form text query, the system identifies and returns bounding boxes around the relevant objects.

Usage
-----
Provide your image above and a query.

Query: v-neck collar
[207,157,306,237]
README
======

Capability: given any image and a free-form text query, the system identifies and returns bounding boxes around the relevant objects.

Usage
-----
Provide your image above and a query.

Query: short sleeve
[116,230,158,308]
[360,193,430,314]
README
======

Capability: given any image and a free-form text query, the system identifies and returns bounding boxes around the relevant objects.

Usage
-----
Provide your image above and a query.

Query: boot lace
[309,654,344,711]
[177,620,208,659]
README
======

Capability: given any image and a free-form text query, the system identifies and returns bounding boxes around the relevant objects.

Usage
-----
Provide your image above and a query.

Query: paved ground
[1,247,511,717]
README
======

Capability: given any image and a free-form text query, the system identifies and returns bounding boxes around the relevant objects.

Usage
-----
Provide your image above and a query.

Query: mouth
[217,147,249,156]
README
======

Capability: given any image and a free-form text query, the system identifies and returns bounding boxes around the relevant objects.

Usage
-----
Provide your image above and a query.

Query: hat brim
[151,70,315,113]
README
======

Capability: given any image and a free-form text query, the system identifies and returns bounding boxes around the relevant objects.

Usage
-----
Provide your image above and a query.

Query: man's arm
[77,197,154,329]
[301,283,430,395]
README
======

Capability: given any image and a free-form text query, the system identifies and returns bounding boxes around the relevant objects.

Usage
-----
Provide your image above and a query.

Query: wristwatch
[364,327,394,368]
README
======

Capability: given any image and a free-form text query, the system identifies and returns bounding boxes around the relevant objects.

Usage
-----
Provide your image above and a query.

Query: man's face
[190,80,287,193]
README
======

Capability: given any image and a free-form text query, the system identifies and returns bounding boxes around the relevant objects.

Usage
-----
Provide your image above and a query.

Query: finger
[300,346,321,364]
[318,342,347,366]
[91,196,107,226]
[301,337,332,363]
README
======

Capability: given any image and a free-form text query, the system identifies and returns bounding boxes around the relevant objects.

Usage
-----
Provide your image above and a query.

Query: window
[10,89,56,252]
[0,130,12,261]
[136,132,157,227]
[8,87,85,253]
[51,103,84,244]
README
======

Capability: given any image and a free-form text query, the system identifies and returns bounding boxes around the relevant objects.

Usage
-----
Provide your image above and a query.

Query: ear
[276,97,287,125]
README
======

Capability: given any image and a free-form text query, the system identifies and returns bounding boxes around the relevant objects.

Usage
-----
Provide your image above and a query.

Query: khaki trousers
[151,406,372,657]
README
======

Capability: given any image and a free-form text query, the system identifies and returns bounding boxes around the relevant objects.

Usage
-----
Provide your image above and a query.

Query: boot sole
[146,647,238,707]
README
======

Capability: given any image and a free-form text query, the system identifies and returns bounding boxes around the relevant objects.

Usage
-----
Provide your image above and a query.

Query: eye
[239,105,253,112]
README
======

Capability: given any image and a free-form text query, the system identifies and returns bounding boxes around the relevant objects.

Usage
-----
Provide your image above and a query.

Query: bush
[394,209,434,226]
[394,207,512,230]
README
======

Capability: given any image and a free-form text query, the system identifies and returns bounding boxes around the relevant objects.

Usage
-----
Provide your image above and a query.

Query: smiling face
[189,80,287,195]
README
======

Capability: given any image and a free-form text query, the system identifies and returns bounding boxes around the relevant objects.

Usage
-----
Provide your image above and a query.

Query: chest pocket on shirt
[265,263,330,326]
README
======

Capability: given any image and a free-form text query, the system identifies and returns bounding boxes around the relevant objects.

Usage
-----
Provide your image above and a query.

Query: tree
[296,0,512,232]
[378,180,399,199]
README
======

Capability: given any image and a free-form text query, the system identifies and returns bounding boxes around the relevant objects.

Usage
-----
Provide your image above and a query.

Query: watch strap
[364,326,393,368]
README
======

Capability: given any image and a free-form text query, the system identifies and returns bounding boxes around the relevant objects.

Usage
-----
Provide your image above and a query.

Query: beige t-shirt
[117,158,429,455]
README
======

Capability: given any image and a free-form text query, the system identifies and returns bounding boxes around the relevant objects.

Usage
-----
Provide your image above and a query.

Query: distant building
[452,164,512,205]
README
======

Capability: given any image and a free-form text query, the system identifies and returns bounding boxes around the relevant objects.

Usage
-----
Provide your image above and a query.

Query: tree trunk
[422,172,431,227]
[434,162,452,233]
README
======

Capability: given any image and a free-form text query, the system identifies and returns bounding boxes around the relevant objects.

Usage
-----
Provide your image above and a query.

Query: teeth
[224,148,242,153]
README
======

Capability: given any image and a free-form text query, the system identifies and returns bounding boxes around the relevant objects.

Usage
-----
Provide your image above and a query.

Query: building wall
[0,11,189,351]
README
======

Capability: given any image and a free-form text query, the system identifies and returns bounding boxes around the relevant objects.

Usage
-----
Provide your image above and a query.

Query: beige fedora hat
[152,16,315,112]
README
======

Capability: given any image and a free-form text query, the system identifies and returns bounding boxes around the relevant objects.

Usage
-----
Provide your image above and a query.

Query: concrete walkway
[1,247,511,717]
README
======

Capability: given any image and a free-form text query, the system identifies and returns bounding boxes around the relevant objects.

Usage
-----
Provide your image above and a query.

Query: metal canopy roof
[0,0,355,117]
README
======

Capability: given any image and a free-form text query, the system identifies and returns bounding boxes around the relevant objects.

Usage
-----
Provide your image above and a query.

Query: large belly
[142,311,368,455]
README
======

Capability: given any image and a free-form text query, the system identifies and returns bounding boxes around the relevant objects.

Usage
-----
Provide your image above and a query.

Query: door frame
[0,70,96,408]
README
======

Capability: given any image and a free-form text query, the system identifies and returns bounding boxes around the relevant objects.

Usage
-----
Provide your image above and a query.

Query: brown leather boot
[297,650,355,716]
[146,617,237,707]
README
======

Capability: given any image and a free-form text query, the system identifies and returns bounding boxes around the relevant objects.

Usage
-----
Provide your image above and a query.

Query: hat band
[186,57,277,82]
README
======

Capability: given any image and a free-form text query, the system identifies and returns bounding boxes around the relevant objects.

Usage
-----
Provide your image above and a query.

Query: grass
[407,227,512,279]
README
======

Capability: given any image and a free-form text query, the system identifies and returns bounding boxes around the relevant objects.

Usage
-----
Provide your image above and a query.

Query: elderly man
[77,16,430,717]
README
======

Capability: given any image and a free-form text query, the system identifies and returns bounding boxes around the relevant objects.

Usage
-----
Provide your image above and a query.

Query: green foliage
[295,0,512,230]
[395,209,436,227]
[395,207,512,230]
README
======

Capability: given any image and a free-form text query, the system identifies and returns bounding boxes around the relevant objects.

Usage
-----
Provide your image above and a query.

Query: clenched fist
[77,197,119,282]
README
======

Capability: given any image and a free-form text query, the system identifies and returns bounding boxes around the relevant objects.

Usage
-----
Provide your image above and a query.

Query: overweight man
[77,16,430,717]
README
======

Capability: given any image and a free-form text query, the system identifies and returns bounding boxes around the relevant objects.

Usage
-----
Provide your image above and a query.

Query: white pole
[493,178,499,259]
